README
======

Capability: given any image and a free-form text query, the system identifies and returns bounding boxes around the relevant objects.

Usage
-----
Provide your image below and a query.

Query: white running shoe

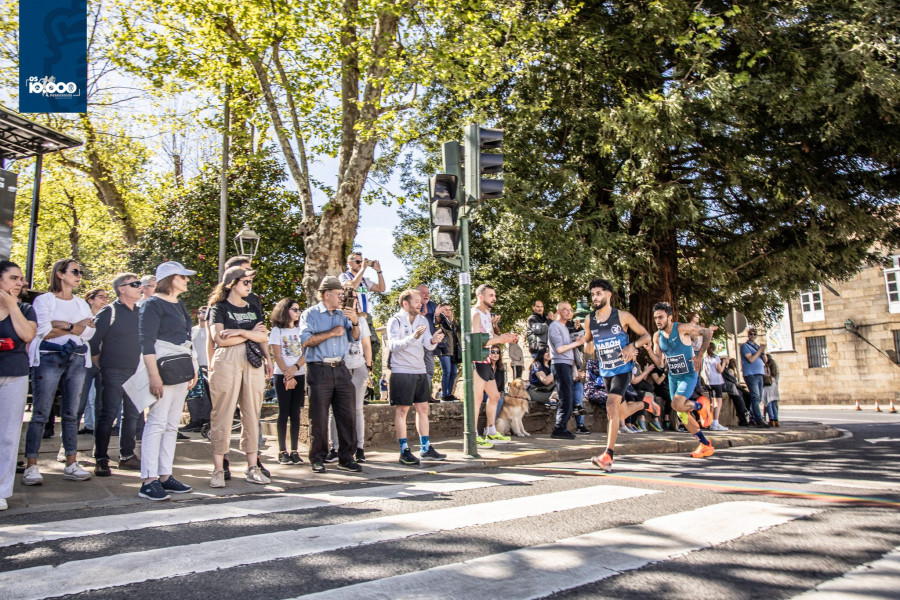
[63,462,92,481]
[0,498,7,511]
[709,422,729,431]
[618,426,632,434]
[56,445,67,463]
[22,465,43,486]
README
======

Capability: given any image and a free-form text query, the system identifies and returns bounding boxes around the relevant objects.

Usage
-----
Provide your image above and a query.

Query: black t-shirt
[209,299,263,336]
[0,302,37,377]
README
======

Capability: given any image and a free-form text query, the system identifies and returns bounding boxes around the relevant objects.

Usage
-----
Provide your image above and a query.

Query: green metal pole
[459,208,478,458]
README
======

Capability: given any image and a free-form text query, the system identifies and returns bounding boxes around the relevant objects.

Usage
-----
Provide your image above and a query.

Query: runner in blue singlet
[583,279,655,473]
[649,302,717,459]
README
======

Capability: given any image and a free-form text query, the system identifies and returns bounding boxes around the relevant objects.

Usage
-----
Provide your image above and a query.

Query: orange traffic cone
[855,399,862,411]
[875,399,882,413]
[890,398,898,414]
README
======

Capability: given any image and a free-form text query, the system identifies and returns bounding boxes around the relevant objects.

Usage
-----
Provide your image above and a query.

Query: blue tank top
[658,322,695,377]
[589,309,632,377]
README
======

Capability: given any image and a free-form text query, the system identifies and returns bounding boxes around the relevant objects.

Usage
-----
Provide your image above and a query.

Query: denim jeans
[573,380,585,428]
[552,362,574,432]
[25,351,88,458]
[94,367,141,460]
[438,355,458,398]
[78,365,101,430]
[743,374,765,423]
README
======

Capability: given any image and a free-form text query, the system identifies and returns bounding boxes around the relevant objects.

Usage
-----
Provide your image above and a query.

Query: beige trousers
[208,344,265,456]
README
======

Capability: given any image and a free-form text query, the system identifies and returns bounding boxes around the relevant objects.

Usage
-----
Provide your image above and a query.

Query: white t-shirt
[344,317,371,370]
[29,293,95,367]
[703,355,725,386]
[191,325,208,368]
[472,307,493,364]
[268,326,306,375]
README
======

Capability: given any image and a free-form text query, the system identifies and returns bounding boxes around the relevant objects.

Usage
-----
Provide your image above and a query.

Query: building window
[886,255,900,314]
[800,287,825,322]
[894,330,900,364]
[806,336,829,368]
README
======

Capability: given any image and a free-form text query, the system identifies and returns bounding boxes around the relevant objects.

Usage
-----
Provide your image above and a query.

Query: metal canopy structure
[0,105,83,287]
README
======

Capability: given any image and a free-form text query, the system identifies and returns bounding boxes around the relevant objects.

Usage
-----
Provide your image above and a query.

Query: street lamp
[234,223,260,259]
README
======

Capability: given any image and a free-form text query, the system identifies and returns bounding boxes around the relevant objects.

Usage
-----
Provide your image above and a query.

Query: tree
[126,151,305,313]
[403,0,900,328]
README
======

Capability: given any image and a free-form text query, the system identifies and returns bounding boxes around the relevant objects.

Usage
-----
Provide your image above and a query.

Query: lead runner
[584,279,657,473]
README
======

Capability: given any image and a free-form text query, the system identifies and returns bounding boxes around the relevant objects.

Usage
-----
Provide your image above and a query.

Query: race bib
[597,339,624,371]
[666,353,689,376]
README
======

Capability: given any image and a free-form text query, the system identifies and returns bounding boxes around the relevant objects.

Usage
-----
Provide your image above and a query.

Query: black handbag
[156,354,195,385]
[245,340,264,369]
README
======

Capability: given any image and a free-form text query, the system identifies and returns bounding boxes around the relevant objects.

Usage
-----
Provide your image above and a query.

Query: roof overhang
[0,105,83,161]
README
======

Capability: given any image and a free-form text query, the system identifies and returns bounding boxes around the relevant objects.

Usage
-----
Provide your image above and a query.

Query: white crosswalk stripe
[291,501,818,600]
[0,472,543,548]
[791,545,900,600]
[0,484,656,600]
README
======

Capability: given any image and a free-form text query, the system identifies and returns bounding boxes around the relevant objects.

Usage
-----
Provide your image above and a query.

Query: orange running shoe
[690,443,715,458]
[591,453,613,472]
[697,395,713,428]
[643,393,661,417]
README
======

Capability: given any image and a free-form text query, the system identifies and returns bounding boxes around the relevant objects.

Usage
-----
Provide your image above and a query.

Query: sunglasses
[490,350,500,355]
[748,331,757,336]
[289,307,301,312]
[239,279,253,286]
[351,260,362,264]
[68,269,82,276]
[120,281,142,289]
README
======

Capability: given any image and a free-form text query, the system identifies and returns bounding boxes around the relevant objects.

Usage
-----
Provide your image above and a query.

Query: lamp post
[233,224,260,259]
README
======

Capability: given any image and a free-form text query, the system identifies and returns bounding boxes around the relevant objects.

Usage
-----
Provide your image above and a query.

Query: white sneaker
[22,465,43,486]
[245,466,270,485]
[0,498,7,511]
[618,426,633,434]
[56,445,67,463]
[63,462,92,481]
[710,422,729,431]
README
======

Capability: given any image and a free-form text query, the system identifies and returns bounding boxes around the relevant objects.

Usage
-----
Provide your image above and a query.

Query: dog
[496,379,531,437]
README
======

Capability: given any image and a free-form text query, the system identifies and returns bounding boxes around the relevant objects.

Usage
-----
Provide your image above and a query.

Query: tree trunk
[62,190,81,263]
[629,227,679,332]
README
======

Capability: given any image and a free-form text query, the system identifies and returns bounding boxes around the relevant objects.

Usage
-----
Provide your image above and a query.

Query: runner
[646,302,716,459]
[472,284,518,448]
[583,279,655,472]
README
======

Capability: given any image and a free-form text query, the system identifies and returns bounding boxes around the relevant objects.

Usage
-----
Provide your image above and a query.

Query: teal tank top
[658,322,695,376]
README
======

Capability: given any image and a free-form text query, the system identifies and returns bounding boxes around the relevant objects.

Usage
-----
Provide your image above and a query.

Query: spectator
[299,276,361,474]
[0,261,37,510]
[526,300,551,358]
[386,288,446,465]
[136,275,155,308]
[327,286,372,464]
[90,272,145,477]
[508,334,524,380]
[527,347,556,405]
[763,353,781,427]
[207,266,270,487]
[740,328,767,427]
[548,302,586,440]
[181,306,212,433]
[269,298,307,466]
[434,302,461,402]
[76,287,109,435]
[488,345,507,418]
[416,284,439,402]
[339,252,384,371]
[379,374,388,402]
[703,344,729,431]
[722,358,751,426]
[22,258,95,486]
[632,358,662,431]
[131,262,196,501]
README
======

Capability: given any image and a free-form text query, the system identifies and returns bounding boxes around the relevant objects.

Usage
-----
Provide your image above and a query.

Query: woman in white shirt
[22,258,96,485]
[269,298,307,465]
[703,344,729,431]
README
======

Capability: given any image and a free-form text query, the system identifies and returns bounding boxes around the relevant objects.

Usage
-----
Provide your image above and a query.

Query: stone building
[730,252,900,404]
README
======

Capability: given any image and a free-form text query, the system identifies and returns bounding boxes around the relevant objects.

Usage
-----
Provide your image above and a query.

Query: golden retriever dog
[496,379,531,437]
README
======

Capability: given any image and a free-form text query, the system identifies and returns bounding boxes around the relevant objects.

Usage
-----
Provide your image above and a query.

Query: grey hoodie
[386,310,438,374]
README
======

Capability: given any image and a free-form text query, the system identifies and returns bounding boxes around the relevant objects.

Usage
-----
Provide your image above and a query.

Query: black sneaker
[290,452,304,465]
[399,448,421,466]
[278,452,291,464]
[420,446,446,461]
[256,458,271,478]
[551,429,576,440]
[177,431,189,440]
[575,425,591,435]
[311,461,326,473]
[223,457,231,480]
[179,422,202,433]
[428,396,440,404]
[354,448,366,463]
[160,476,193,494]
[138,480,170,501]
[325,449,339,463]
[95,458,111,477]
[572,406,587,417]
[336,461,363,472]
[78,427,94,435]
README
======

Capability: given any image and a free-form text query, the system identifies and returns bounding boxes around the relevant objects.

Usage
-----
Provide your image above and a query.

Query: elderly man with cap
[299,276,362,474]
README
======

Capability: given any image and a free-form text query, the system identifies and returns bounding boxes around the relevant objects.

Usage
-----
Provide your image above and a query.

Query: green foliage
[126,152,305,316]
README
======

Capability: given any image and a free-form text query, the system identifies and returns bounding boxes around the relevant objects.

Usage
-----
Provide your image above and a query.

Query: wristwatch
[66,323,74,332]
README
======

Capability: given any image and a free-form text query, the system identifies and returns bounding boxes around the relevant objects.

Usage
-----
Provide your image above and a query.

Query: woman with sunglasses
[207,266,269,487]
[269,297,306,465]
[135,262,197,500]
[22,258,95,486]
[0,260,37,510]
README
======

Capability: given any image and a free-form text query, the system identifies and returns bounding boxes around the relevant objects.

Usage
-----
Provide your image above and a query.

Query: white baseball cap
[155,261,196,282]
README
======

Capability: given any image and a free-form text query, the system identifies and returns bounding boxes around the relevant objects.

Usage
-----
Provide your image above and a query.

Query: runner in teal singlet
[648,302,717,458]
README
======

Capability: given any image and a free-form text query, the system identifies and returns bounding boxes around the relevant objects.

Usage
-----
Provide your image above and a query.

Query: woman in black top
[527,347,556,405]
[0,261,37,510]
[435,303,461,401]
[207,266,270,487]
[137,261,196,501]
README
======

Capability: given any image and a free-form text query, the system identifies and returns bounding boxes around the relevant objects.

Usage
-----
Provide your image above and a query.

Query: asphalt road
[0,406,897,600]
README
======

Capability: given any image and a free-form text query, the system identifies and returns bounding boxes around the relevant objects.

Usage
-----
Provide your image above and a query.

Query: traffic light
[463,123,504,204]
[429,173,460,257]
[467,332,491,361]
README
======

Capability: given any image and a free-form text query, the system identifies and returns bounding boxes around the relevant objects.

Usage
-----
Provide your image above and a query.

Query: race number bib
[666,353,689,376]
[597,339,624,371]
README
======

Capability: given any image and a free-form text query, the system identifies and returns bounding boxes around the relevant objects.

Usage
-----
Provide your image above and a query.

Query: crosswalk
[0,466,897,600]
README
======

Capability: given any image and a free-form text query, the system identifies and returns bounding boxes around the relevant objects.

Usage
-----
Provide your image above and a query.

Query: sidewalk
[5,421,840,516]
